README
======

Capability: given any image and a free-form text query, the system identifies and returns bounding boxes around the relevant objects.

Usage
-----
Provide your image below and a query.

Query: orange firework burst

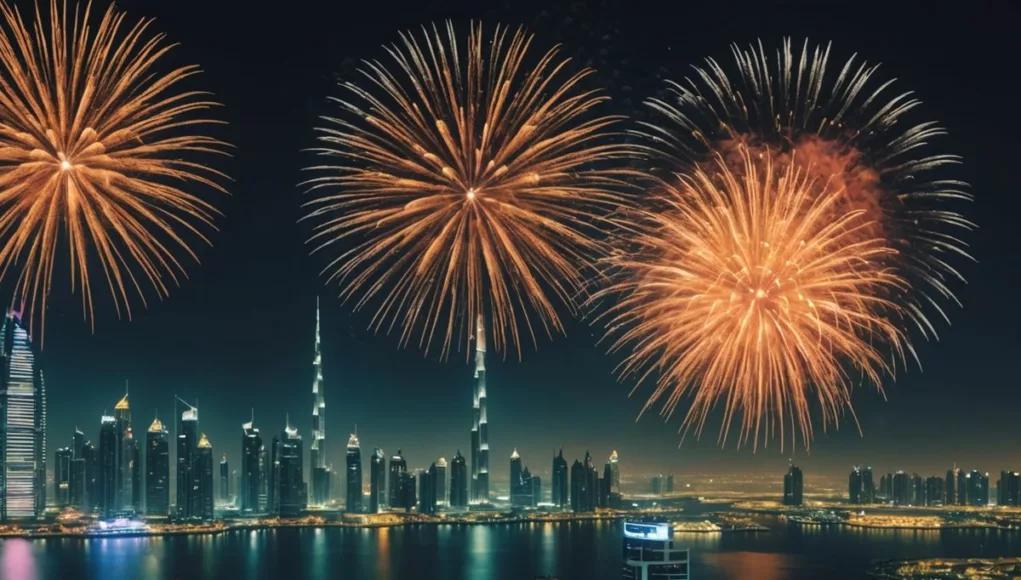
[642,38,973,340]
[305,21,633,358]
[0,0,229,337]
[600,145,914,450]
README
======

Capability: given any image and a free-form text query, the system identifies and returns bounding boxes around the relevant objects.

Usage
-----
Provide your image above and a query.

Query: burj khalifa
[470,314,489,502]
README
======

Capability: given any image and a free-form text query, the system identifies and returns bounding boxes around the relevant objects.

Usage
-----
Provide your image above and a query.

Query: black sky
[26,0,1021,489]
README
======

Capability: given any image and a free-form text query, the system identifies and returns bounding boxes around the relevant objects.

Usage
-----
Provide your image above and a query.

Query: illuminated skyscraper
[240,415,263,512]
[849,467,863,504]
[608,451,621,495]
[82,442,98,513]
[999,471,1021,507]
[70,428,86,510]
[98,415,117,516]
[113,387,132,512]
[197,434,214,519]
[783,464,803,506]
[570,459,589,512]
[945,469,957,506]
[388,449,407,508]
[220,454,230,503]
[510,449,526,507]
[346,432,362,513]
[0,311,46,520]
[892,471,910,506]
[450,450,468,508]
[310,299,330,506]
[470,315,489,503]
[552,449,568,508]
[55,447,72,507]
[272,419,306,516]
[435,457,448,507]
[862,467,875,503]
[420,463,437,515]
[176,400,200,518]
[369,448,385,512]
[145,416,170,516]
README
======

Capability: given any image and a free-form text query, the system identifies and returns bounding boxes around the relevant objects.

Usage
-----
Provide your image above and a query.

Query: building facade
[0,312,46,520]
[240,417,263,512]
[145,416,170,516]
[369,448,385,512]
[346,433,362,513]
[176,403,200,518]
[450,450,468,508]
[621,521,689,580]
[197,435,214,520]
[470,315,489,503]
[310,299,330,507]
[552,449,568,508]
[783,465,803,506]
[388,449,407,509]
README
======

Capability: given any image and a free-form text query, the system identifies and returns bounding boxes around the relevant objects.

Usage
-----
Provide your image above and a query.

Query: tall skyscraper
[145,416,170,516]
[957,469,967,505]
[197,434,214,519]
[912,474,924,506]
[70,428,86,510]
[945,469,957,506]
[892,471,910,506]
[273,420,306,516]
[435,457,448,507]
[925,476,944,506]
[531,473,541,506]
[967,470,989,506]
[450,450,468,508]
[470,314,489,503]
[220,454,230,503]
[552,449,568,508]
[98,414,118,516]
[369,448,385,512]
[584,451,598,511]
[176,401,200,519]
[346,432,362,513]
[783,464,803,506]
[310,299,330,507]
[388,449,407,509]
[0,311,46,520]
[570,459,589,512]
[849,466,863,504]
[665,473,675,494]
[862,467,875,503]
[420,463,437,515]
[55,447,72,507]
[999,471,1021,507]
[82,442,98,513]
[398,471,416,513]
[608,451,620,495]
[113,389,132,512]
[510,449,531,507]
[127,430,140,513]
[240,416,263,513]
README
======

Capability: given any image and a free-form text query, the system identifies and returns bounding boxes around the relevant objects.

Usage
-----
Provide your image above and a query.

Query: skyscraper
[510,449,531,508]
[113,389,131,512]
[945,469,957,506]
[892,471,910,506]
[240,416,263,513]
[584,451,598,511]
[55,447,72,507]
[197,434,214,520]
[310,299,330,507]
[999,471,1021,507]
[925,476,944,506]
[420,463,437,515]
[470,314,489,503]
[968,470,989,506]
[273,420,306,516]
[531,473,541,506]
[608,451,621,495]
[388,449,407,509]
[450,450,468,508]
[862,467,875,503]
[176,401,200,519]
[70,428,86,510]
[127,430,140,513]
[82,442,98,513]
[849,467,863,504]
[98,414,118,516]
[369,448,385,512]
[570,459,589,512]
[552,449,568,508]
[435,457,448,507]
[346,432,362,513]
[398,471,416,513]
[783,464,803,506]
[220,454,230,503]
[145,416,170,516]
[0,311,46,520]
[957,469,967,505]
[665,473,675,494]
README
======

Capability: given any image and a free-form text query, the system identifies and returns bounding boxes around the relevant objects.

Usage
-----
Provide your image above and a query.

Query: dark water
[3,514,1021,579]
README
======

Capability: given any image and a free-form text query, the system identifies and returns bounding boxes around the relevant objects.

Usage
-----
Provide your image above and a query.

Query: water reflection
[700,551,795,580]
[2,538,37,580]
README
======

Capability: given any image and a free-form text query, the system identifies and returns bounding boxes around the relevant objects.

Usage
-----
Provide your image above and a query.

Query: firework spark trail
[0,0,230,338]
[305,21,635,359]
[639,38,973,341]
[599,145,914,451]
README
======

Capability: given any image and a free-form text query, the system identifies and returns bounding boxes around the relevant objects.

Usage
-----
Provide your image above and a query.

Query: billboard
[623,522,671,541]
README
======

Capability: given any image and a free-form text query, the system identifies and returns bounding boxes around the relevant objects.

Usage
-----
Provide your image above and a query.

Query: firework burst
[640,38,972,340]
[0,0,229,337]
[305,21,633,359]
[600,145,914,450]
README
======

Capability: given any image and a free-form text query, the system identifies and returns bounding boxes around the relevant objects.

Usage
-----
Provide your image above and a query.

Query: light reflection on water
[4,513,1021,580]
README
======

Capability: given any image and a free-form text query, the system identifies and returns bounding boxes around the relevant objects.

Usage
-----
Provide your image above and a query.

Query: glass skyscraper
[0,311,46,520]
[240,416,263,513]
[369,448,385,513]
[388,449,407,509]
[145,416,170,516]
[450,450,467,508]
[346,433,362,513]
[177,401,200,518]
[552,449,568,508]
[310,299,330,506]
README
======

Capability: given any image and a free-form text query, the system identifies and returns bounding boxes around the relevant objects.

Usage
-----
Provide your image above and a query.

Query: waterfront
[5,504,1021,579]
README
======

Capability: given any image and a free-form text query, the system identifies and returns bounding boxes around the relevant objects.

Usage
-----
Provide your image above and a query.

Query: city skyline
[11,0,1021,486]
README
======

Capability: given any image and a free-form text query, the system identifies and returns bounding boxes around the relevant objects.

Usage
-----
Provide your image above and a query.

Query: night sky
[25,0,1021,490]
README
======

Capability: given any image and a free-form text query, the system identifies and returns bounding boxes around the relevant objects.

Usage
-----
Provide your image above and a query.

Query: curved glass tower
[0,311,45,520]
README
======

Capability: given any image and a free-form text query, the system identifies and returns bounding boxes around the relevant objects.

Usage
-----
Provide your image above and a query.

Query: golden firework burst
[305,21,634,358]
[0,0,229,337]
[599,145,914,450]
